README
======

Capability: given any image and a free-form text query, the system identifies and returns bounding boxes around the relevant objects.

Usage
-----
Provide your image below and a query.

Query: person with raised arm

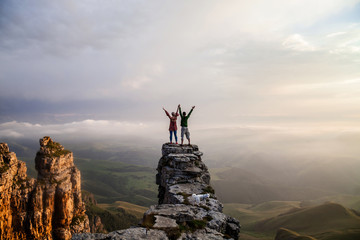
[178,104,195,145]
[162,106,179,144]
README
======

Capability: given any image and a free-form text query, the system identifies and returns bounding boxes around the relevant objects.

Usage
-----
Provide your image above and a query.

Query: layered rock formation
[73,143,240,240]
[0,137,89,240]
[0,142,35,240]
[81,191,106,233]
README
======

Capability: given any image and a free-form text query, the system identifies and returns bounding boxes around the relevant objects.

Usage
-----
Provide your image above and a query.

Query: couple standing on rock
[162,104,195,145]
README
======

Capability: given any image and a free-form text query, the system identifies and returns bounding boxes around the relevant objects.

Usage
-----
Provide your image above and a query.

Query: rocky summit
[0,137,89,240]
[73,143,240,240]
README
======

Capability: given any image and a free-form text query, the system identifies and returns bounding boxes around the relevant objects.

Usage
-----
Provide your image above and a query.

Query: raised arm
[163,107,171,118]
[176,105,179,116]
[187,106,195,118]
[178,104,183,117]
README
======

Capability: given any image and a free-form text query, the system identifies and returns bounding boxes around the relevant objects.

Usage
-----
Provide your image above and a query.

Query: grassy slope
[85,202,141,232]
[98,201,148,219]
[75,157,158,206]
[303,195,360,211]
[252,202,360,233]
[225,201,360,240]
[250,202,360,240]
[275,228,317,240]
[224,201,302,225]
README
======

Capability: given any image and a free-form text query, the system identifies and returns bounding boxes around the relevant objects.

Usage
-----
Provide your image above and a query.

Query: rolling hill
[223,201,302,225]
[251,202,360,240]
[211,167,335,204]
[75,157,158,206]
[98,201,148,218]
[275,228,316,240]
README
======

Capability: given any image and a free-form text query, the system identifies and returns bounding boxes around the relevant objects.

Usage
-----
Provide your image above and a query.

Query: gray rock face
[72,227,169,240]
[73,143,240,240]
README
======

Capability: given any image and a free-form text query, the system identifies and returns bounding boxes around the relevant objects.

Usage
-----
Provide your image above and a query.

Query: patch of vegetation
[141,213,155,229]
[75,157,157,207]
[164,228,182,240]
[142,214,212,240]
[86,202,140,232]
[162,218,209,240]
[71,215,86,227]
[98,201,147,219]
[187,219,207,230]
[46,141,71,157]
[275,228,317,240]
[164,217,209,240]
[202,185,215,194]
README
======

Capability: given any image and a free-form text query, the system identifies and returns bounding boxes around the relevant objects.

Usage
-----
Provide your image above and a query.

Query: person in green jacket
[178,104,195,145]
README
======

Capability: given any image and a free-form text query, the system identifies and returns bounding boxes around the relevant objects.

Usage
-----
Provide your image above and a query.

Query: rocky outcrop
[0,142,35,240]
[146,144,240,239]
[73,143,240,240]
[0,137,89,240]
[81,191,106,233]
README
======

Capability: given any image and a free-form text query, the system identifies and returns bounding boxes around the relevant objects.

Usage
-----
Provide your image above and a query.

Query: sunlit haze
[1,0,360,166]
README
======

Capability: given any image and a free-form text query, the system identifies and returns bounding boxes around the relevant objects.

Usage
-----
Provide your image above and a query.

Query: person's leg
[174,131,178,144]
[169,131,173,143]
[181,127,185,145]
[186,129,191,145]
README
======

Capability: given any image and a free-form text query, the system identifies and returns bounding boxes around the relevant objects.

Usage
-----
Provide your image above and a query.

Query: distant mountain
[252,202,360,240]
[223,201,302,225]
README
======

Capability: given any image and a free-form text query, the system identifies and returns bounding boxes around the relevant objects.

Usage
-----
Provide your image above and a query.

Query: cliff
[81,191,106,233]
[73,143,240,239]
[0,137,89,240]
[0,142,34,239]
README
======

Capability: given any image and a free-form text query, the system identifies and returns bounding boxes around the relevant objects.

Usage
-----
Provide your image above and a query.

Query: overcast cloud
[1,1,360,161]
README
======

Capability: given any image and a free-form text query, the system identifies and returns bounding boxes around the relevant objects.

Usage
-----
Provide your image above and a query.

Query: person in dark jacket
[163,106,179,144]
[178,104,195,145]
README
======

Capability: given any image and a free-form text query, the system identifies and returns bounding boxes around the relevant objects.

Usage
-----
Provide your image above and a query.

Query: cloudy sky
[1,0,360,158]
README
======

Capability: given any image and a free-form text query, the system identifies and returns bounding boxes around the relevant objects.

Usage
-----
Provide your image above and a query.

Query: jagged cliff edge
[0,137,90,240]
[73,143,240,240]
